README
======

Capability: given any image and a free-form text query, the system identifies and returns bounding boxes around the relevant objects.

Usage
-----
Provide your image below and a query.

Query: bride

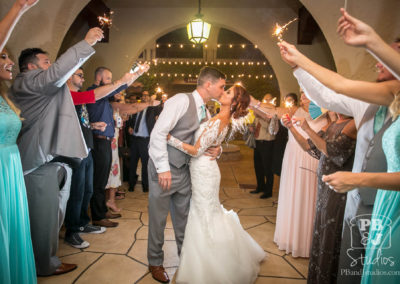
[167,85,267,284]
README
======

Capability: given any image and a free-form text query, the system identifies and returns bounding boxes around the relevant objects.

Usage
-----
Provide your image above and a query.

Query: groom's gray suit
[147,92,200,266]
[294,68,393,284]
[10,40,94,275]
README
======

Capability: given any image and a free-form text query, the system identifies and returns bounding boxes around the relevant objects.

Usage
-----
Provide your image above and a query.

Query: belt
[94,135,112,141]
[133,136,149,139]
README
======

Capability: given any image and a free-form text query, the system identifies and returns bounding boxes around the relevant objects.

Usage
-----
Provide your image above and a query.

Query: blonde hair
[0,81,21,118]
[389,92,400,121]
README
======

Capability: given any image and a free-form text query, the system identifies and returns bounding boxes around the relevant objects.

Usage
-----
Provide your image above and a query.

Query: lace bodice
[0,96,21,146]
[168,119,228,158]
[382,117,400,172]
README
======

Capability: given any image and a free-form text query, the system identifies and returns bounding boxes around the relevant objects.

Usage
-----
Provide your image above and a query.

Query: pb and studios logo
[350,214,392,249]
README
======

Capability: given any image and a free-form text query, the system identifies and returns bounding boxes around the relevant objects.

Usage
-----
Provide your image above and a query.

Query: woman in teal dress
[0,51,37,284]
[0,1,39,283]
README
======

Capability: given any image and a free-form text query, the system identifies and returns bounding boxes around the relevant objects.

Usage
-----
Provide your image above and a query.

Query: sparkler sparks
[98,11,114,28]
[272,18,298,42]
[285,101,294,108]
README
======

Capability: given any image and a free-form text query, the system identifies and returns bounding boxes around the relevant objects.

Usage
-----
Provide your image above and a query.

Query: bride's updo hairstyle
[230,85,250,119]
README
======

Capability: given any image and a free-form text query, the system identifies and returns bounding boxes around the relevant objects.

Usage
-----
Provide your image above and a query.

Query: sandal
[106,200,122,213]
[115,191,125,200]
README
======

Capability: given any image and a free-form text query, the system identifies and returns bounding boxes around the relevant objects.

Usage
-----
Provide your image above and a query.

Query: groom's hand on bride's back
[205,146,222,160]
[158,171,172,190]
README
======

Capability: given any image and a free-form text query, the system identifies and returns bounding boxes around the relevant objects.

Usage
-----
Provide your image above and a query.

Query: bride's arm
[279,41,400,107]
[167,119,225,158]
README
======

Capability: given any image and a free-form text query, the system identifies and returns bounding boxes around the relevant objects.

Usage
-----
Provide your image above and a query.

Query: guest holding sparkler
[282,111,356,284]
[251,91,328,257]
[278,34,400,284]
[337,8,400,80]
[272,91,327,257]
[250,94,279,199]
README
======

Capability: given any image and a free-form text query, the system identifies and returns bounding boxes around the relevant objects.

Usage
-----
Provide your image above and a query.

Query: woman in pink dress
[273,92,328,257]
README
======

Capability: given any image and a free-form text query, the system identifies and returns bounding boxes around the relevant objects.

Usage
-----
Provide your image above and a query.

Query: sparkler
[272,18,298,42]
[284,101,294,108]
[98,11,114,28]
[299,166,317,175]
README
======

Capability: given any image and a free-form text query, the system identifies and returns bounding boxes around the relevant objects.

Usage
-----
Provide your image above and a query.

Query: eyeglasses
[73,73,84,79]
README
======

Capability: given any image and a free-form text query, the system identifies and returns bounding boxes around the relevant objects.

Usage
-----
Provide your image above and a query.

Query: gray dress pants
[24,162,71,276]
[147,159,192,266]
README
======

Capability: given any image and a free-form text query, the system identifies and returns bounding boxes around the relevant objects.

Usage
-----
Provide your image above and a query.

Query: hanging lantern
[187,0,211,44]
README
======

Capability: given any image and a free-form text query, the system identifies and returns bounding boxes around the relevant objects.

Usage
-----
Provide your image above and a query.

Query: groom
[147,66,226,283]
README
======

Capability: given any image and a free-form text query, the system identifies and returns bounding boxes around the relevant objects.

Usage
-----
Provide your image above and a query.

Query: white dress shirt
[293,67,368,129]
[149,90,206,173]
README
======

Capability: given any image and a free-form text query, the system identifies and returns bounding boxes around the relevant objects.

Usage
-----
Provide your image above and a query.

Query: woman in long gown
[282,112,357,283]
[0,52,37,283]
[0,1,38,283]
[278,37,400,284]
[274,93,327,257]
[167,85,266,284]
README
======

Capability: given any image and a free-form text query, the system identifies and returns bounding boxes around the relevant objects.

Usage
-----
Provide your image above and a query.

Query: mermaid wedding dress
[168,119,266,284]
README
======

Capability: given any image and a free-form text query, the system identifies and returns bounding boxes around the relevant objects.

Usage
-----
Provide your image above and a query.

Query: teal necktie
[373,106,388,134]
[199,104,206,122]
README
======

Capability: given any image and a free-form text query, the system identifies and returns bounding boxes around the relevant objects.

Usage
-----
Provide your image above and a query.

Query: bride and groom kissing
[147,66,266,283]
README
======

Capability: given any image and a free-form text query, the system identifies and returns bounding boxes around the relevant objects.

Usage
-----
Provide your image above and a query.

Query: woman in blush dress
[273,92,328,257]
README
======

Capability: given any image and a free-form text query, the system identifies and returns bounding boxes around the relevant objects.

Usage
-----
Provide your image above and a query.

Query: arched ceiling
[1,0,400,96]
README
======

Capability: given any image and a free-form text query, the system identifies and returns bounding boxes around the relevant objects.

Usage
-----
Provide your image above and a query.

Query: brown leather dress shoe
[105,211,122,219]
[149,265,170,283]
[92,219,118,227]
[53,263,77,275]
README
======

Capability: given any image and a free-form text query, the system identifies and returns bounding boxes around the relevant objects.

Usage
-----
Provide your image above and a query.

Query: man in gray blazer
[147,67,225,283]
[292,43,399,283]
[10,27,104,276]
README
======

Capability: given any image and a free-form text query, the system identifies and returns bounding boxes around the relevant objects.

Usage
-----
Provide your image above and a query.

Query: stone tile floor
[38,141,308,283]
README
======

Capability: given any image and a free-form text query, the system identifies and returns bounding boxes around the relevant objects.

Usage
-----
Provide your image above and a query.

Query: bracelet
[254,101,261,109]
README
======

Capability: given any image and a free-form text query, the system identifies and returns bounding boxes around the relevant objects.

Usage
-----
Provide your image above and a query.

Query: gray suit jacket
[10,40,94,172]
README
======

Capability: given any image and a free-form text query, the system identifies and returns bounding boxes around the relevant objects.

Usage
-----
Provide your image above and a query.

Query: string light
[153,43,261,48]
[148,72,272,79]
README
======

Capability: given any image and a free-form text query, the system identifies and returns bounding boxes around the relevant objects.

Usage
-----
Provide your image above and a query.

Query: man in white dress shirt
[147,67,225,283]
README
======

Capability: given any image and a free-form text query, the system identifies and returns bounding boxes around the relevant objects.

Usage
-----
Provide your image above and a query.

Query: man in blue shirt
[87,65,148,227]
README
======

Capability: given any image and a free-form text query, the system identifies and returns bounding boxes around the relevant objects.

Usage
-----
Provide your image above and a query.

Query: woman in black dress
[282,112,357,284]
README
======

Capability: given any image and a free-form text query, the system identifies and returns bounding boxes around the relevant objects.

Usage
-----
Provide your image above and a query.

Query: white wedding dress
[168,119,266,284]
